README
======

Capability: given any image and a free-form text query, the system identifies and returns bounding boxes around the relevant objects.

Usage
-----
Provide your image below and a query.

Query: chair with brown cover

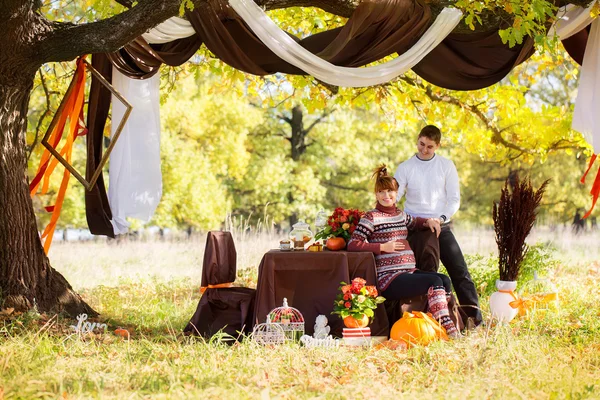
[184,231,256,340]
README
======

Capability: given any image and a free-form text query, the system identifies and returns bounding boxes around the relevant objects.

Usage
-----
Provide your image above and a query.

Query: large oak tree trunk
[0,4,96,316]
[0,82,96,316]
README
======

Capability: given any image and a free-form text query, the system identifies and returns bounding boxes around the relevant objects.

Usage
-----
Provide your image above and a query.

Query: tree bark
[0,80,97,316]
[0,2,96,316]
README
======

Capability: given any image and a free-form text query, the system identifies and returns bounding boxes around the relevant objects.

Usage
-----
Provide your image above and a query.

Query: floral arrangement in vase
[314,207,363,250]
[490,174,548,322]
[332,277,385,328]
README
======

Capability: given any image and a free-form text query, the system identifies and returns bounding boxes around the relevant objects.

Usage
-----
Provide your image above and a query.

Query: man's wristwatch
[440,215,447,223]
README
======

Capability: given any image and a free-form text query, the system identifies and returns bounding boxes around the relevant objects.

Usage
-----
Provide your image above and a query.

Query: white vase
[489,280,518,323]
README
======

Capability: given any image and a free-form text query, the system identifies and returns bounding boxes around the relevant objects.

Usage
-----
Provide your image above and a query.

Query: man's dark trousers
[408,224,482,325]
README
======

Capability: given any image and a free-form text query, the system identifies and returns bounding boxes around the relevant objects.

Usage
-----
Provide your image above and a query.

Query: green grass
[1,231,600,399]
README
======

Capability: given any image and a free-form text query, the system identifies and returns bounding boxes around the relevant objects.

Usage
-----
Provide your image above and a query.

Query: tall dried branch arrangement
[493,176,549,281]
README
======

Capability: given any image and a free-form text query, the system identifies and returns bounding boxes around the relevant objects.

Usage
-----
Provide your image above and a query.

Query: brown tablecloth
[254,250,389,337]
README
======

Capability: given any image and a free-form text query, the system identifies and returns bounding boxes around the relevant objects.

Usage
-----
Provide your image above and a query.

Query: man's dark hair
[418,125,441,144]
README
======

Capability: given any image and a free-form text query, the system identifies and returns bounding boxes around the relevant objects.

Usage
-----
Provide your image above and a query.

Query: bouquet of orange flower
[332,277,385,320]
[314,207,363,241]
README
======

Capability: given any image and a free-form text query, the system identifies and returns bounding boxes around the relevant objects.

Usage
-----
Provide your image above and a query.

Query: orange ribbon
[30,57,88,254]
[497,289,521,316]
[580,154,600,219]
[199,282,234,294]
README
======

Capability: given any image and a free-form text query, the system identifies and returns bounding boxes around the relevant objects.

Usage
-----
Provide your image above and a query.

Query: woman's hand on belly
[381,240,408,253]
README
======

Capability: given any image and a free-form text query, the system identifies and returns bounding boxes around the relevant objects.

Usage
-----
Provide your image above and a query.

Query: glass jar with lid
[289,220,313,251]
[314,209,328,243]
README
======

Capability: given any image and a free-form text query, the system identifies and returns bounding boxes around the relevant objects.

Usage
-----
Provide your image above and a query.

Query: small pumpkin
[390,311,448,347]
[343,314,369,328]
[114,327,130,339]
[326,237,346,251]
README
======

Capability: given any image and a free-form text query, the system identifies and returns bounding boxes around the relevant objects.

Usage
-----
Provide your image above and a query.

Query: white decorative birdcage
[251,323,286,345]
[267,298,305,341]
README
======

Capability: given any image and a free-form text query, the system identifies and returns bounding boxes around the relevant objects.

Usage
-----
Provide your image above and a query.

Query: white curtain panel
[142,16,196,44]
[109,69,163,235]
[228,0,463,87]
[550,3,599,153]
[572,18,600,153]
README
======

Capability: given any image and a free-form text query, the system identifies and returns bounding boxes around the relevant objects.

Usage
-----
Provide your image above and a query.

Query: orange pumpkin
[390,311,448,347]
[343,314,369,328]
[326,237,346,251]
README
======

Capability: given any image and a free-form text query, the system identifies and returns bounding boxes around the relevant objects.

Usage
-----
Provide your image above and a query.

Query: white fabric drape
[550,3,599,153]
[109,69,162,235]
[228,0,463,87]
[142,17,196,44]
[550,4,593,40]
[572,18,600,153]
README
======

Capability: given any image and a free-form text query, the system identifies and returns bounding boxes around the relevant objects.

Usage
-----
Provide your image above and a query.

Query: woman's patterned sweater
[347,203,427,291]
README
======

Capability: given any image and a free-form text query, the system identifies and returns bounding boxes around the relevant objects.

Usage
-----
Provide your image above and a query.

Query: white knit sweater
[394,154,460,220]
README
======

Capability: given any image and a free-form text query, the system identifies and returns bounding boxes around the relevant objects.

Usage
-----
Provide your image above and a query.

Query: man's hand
[425,218,441,237]
[380,240,406,253]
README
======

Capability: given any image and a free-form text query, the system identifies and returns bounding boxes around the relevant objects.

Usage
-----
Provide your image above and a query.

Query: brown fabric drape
[412,29,536,90]
[184,287,256,339]
[200,231,237,287]
[561,25,590,66]
[85,53,115,238]
[108,35,202,79]
[311,0,431,67]
[185,0,433,75]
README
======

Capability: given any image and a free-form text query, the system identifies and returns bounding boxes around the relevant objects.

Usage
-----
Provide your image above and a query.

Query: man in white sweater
[394,125,482,327]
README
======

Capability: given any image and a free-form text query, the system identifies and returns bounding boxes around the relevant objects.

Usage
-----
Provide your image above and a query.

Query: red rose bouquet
[332,277,385,320]
[314,207,363,241]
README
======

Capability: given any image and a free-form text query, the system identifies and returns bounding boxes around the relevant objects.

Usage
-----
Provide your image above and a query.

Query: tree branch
[34,0,185,63]
[304,109,333,135]
[28,68,54,160]
[399,76,534,156]
[277,114,293,125]
[322,181,368,191]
